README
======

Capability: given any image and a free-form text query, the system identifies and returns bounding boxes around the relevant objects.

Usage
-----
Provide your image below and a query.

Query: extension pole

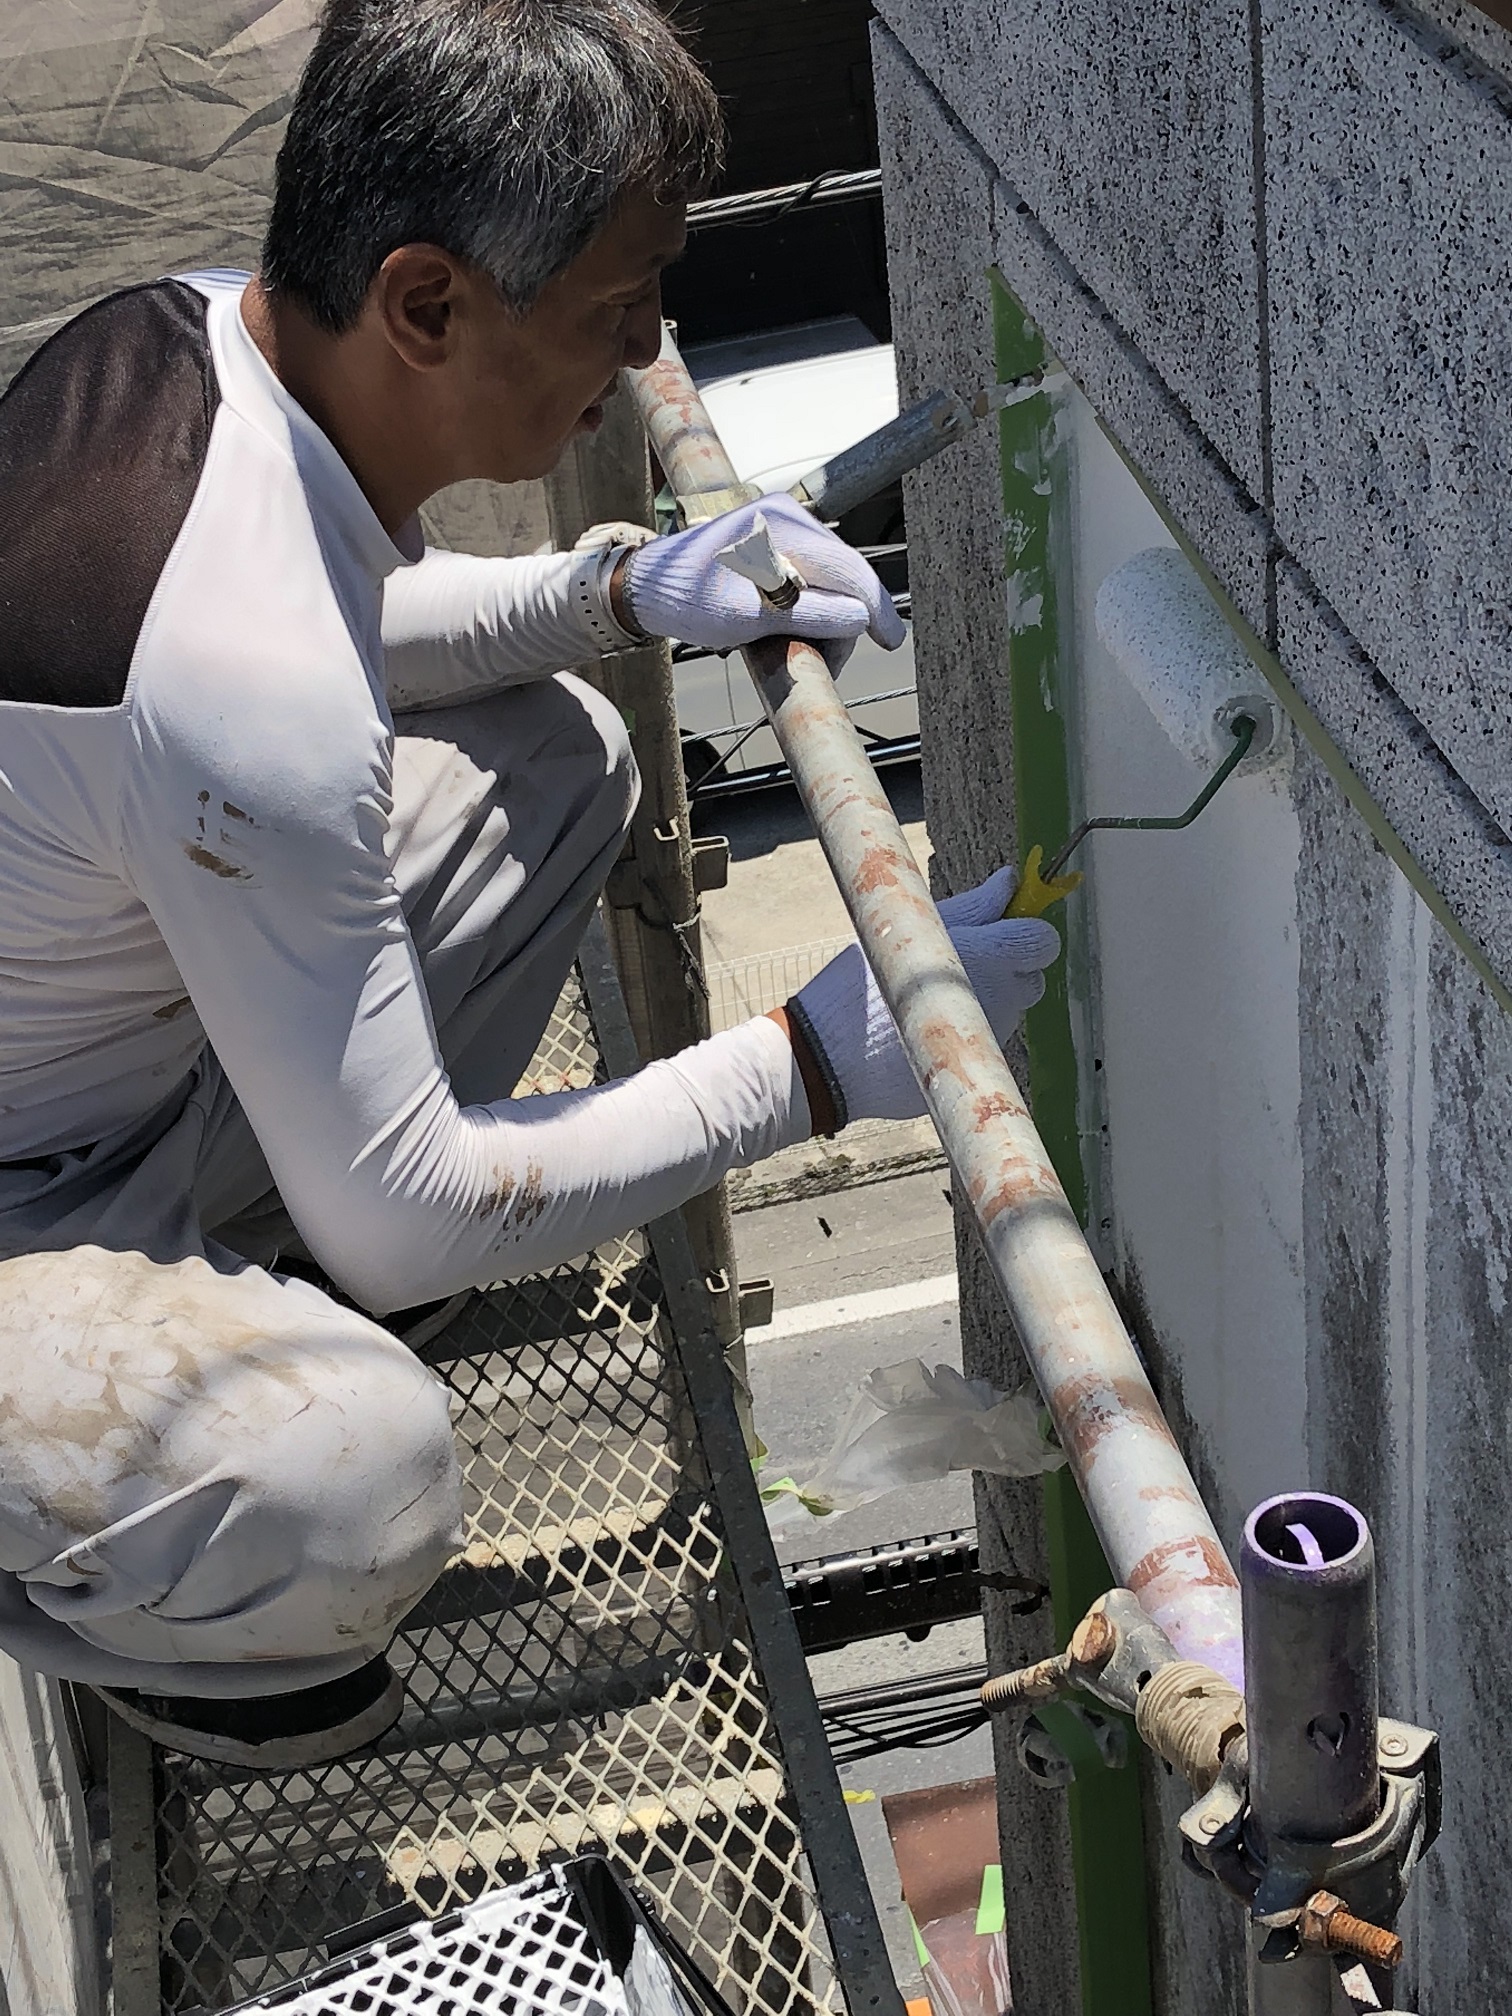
[626,327,1246,1687]
[1241,1494,1381,2015]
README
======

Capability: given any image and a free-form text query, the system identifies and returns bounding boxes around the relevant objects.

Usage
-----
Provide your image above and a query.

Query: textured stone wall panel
[880,3,1512,2008]
[1416,924,1512,2005]
[873,27,1022,899]
[1108,1269,1251,2015]
[1264,0,1512,834]
[874,0,1265,498]
[988,194,1275,639]
[1276,561,1512,998]
[1293,745,1396,1524]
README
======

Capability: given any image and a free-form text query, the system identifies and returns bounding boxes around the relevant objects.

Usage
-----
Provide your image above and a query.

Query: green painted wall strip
[991,275,1154,2016]
[976,1865,1007,1938]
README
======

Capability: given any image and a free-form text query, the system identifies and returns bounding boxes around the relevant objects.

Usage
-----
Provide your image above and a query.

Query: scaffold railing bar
[626,329,1246,1691]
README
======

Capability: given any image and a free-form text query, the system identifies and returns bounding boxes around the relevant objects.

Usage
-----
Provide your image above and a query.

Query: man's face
[454,186,687,482]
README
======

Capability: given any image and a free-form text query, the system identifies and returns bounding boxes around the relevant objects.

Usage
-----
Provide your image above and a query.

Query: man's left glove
[620,492,907,655]
[787,864,1061,1130]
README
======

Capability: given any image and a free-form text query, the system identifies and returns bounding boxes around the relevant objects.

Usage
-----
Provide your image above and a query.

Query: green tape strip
[975,1864,1006,1938]
[909,1909,932,1971]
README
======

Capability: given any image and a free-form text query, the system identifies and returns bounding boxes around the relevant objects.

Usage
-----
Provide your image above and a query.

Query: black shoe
[391,1289,474,1352]
[93,1654,403,1768]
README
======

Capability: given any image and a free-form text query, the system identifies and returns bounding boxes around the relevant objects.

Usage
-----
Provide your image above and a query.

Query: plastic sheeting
[0,0,319,386]
[762,1357,1065,1523]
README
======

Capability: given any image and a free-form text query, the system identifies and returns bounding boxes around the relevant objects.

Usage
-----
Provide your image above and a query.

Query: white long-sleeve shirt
[0,270,805,1310]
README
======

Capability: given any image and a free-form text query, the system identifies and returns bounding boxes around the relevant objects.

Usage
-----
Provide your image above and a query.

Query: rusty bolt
[1068,1608,1117,1673]
[1297,1891,1403,1971]
[981,1652,1071,1712]
[981,1604,1119,1712]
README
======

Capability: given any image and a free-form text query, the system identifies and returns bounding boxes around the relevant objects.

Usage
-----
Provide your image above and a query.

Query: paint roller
[714,521,1287,925]
[1007,546,1287,918]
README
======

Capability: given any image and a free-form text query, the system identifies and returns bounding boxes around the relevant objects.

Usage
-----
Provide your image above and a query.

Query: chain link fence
[706,942,852,1035]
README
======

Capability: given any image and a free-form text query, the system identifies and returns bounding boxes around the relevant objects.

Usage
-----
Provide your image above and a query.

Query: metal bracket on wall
[606,834,730,911]
[736,1276,775,1331]
[983,1559,1440,2013]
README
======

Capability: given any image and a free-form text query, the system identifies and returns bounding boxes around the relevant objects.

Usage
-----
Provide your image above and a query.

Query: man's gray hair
[262,0,723,333]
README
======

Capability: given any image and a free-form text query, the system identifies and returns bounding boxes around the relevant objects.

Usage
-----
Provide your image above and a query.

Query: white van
[670,317,917,796]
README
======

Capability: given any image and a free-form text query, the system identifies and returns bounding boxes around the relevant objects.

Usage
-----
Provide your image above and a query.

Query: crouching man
[0,0,1059,1766]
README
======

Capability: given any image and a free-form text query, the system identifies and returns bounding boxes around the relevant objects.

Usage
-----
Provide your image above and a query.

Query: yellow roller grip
[1005,844,1083,919]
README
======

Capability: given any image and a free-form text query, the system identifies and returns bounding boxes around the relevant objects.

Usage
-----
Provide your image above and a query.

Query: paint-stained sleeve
[381,548,632,710]
[118,648,808,1313]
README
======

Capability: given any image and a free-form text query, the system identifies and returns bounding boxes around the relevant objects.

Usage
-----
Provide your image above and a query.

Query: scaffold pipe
[626,326,1246,1689]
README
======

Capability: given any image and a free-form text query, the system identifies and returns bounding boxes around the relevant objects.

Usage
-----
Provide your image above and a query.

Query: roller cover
[1094,546,1285,771]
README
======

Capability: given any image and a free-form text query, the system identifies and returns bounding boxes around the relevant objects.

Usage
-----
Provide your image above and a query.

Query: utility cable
[818,1665,991,1766]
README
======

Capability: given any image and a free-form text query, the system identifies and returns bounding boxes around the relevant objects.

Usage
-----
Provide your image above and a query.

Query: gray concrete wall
[875,7,1512,2010]
[0,1663,96,2016]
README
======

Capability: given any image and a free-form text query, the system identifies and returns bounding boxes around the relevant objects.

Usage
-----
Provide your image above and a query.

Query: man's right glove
[787,864,1061,1129]
[621,492,906,656]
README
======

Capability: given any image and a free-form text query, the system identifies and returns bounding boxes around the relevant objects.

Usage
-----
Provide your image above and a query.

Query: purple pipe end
[1243,1492,1370,1581]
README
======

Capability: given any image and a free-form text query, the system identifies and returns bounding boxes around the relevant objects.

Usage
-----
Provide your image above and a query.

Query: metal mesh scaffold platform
[106,919,896,2016]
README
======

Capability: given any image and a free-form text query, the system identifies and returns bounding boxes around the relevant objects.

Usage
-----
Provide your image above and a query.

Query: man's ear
[371,245,467,371]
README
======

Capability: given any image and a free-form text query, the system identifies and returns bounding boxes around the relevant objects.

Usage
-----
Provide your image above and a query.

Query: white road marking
[745,1272,959,1343]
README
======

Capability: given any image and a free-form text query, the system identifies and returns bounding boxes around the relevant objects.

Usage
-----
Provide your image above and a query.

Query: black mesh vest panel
[0,281,219,709]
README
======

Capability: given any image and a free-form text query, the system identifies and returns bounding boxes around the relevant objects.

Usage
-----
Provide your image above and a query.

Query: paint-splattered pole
[627,323,1246,1690]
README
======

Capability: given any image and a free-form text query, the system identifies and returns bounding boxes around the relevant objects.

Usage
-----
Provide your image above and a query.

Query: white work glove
[788,864,1061,1128]
[622,492,907,655]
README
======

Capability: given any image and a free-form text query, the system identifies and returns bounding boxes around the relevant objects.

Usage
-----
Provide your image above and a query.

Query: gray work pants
[0,675,636,1697]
